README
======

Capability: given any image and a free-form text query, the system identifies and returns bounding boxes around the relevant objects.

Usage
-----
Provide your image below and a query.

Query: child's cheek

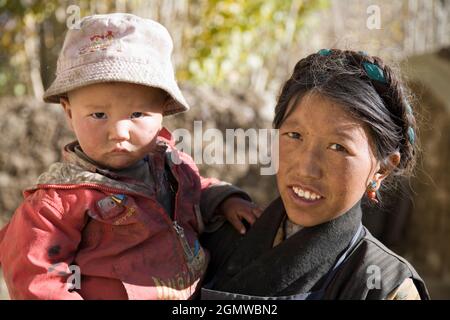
[136,118,161,142]
[77,120,93,132]
[76,120,103,145]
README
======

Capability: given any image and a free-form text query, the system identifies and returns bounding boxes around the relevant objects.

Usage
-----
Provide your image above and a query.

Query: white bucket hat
[43,13,189,116]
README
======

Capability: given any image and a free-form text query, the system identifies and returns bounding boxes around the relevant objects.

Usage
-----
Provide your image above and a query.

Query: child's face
[277,92,383,226]
[61,82,166,169]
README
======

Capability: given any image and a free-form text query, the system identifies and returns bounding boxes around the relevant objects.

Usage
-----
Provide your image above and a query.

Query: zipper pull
[173,221,184,235]
[173,221,194,261]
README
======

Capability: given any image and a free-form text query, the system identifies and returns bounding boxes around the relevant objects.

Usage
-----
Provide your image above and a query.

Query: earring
[367,180,379,204]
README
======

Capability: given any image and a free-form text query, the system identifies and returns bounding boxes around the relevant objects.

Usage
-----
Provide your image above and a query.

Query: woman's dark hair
[273,49,418,181]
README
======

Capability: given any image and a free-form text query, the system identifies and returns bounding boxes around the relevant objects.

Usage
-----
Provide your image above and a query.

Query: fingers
[239,209,257,226]
[227,214,247,235]
[221,198,264,235]
[252,206,263,218]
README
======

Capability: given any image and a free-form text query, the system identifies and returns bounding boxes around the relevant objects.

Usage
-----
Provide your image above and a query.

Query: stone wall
[401,80,450,297]
[399,49,450,298]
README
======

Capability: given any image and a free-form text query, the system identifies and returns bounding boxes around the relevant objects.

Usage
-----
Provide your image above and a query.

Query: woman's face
[277,92,381,226]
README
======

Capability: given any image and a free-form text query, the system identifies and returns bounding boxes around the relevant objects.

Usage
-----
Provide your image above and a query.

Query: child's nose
[109,120,130,141]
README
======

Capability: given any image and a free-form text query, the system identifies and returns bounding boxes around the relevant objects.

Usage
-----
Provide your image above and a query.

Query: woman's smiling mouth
[292,185,323,200]
[288,184,325,206]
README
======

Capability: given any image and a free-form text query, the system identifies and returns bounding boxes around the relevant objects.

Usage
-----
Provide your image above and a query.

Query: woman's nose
[109,120,130,141]
[297,145,323,179]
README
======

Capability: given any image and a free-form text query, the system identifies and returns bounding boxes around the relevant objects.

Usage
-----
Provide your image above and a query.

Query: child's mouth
[111,147,130,153]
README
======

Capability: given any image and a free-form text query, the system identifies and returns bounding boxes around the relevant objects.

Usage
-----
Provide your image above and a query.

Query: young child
[0,13,260,300]
[201,49,430,300]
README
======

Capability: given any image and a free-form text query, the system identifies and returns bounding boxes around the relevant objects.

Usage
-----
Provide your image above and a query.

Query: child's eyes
[286,132,302,140]
[130,112,144,119]
[91,112,107,119]
[89,112,145,119]
[329,143,348,153]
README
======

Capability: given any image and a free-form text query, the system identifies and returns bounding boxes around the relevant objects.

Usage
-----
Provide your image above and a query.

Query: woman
[200,49,430,300]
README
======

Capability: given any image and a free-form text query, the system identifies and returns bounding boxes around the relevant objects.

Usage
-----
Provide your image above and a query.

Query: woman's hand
[217,196,263,234]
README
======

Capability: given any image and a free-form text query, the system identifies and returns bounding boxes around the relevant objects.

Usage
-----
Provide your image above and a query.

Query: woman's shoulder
[386,278,421,300]
[358,227,421,278]
[328,227,430,299]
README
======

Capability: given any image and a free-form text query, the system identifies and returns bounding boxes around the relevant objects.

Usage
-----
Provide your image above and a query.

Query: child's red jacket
[0,128,247,299]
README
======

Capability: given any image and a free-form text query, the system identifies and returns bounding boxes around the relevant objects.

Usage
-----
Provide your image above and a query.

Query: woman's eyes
[285,132,348,153]
[329,143,348,153]
[286,132,302,140]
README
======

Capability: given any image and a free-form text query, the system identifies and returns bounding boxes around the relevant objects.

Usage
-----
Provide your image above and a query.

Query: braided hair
[273,49,418,181]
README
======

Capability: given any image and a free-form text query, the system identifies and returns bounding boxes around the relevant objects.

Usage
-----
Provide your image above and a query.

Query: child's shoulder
[23,162,105,211]
[34,162,90,187]
[157,130,199,171]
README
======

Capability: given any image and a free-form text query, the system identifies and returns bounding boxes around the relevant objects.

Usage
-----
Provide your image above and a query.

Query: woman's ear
[60,96,74,131]
[373,152,401,185]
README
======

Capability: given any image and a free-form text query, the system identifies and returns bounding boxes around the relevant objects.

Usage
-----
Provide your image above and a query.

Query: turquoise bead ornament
[406,103,413,115]
[318,49,332,56]
[407,127,415,144]
[362,62,387,83]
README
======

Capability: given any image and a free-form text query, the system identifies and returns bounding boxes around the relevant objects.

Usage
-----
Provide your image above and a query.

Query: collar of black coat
[212,197,363,296]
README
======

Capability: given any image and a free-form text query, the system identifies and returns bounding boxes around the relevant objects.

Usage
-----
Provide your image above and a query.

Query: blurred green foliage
[0,0,327,98]
[179,0,328,86]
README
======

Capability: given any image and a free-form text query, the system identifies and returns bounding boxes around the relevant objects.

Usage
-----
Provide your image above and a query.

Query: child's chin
[102,159,138,170]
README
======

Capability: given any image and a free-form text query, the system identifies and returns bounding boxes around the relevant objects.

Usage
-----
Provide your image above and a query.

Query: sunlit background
[1,0,449,299]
